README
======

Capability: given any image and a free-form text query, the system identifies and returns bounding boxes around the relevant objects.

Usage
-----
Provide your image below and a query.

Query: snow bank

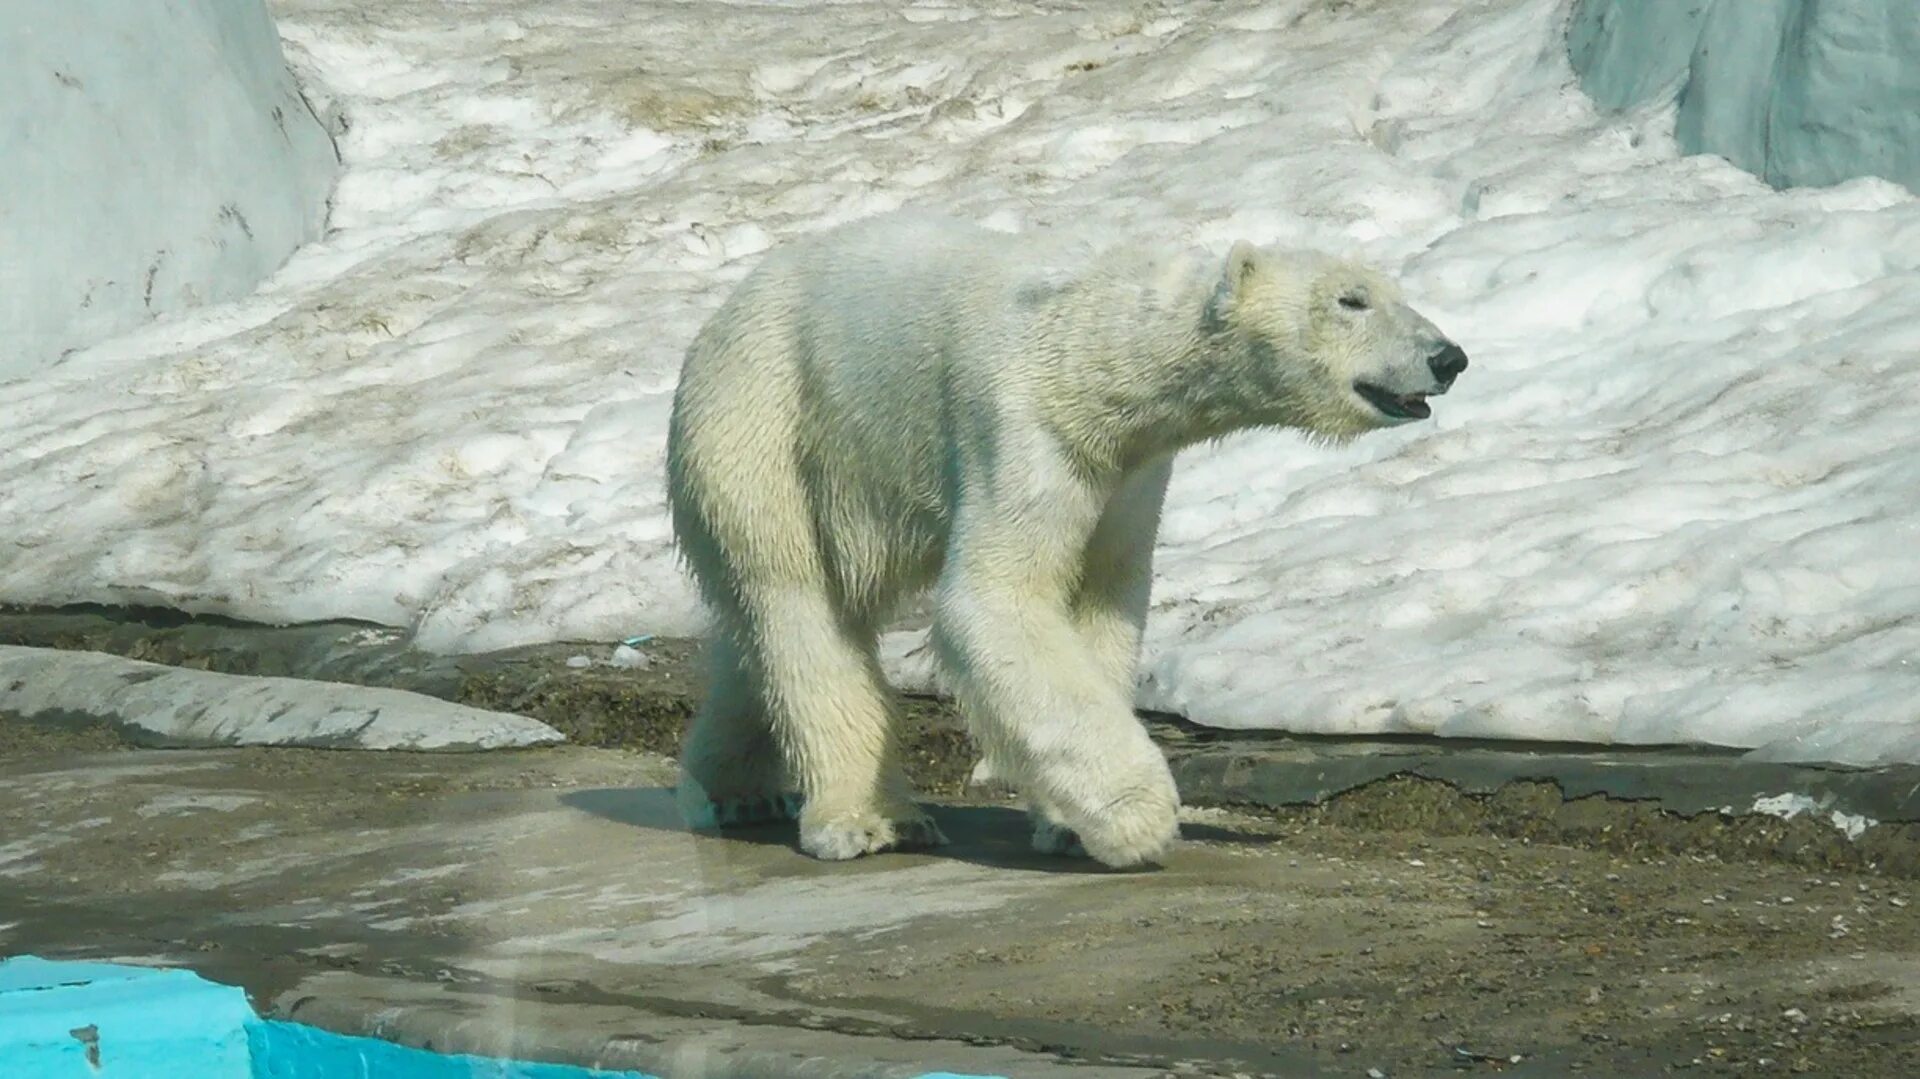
[0,646,562,750]
[1570,0,1920,191]
[0,0,1915,762]
[0,0,337,377]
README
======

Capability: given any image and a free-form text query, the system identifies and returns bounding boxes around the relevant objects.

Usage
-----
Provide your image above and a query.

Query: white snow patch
[1747,793,1877,841]
[2,0,1917,763]
[608,644,650,670]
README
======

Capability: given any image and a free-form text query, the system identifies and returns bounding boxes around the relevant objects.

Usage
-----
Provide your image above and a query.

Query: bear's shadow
[560,787,1275,874]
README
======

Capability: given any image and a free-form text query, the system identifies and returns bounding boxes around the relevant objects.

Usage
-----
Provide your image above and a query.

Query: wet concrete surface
[4,607,1920,1076]
[3,740,1917,1078]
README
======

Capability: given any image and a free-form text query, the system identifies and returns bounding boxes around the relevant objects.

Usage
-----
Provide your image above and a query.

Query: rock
[1566,0,1714,110]
[0,0,337,375]
[1568,0,1920,193]
[0,645,563,751]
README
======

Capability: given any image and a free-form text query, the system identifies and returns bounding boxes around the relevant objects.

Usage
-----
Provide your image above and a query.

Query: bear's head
[1210,244,1466,441]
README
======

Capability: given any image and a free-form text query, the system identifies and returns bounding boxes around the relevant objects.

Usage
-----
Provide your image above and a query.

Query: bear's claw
[800,810,948,861]
[678,780,801,831]
[1031,819,1089,858]
[712,792,802,826]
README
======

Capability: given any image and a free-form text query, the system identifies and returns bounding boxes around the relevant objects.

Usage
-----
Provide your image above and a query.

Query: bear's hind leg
[751,588,946,860]
[676,627,799,830]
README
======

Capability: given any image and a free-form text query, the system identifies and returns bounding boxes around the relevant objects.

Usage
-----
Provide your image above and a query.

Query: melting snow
[2,0,1915,763]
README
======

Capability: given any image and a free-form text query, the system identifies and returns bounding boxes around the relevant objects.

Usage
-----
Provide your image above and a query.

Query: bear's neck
[1036,258,1323,476]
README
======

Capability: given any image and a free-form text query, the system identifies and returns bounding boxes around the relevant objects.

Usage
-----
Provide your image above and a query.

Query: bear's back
[771,213,1040,459]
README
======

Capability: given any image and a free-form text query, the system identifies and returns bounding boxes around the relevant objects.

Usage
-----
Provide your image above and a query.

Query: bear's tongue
[1398,392,1431,419]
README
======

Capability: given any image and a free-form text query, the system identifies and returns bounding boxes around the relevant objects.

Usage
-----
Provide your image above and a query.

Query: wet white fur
[666,211,1450,866]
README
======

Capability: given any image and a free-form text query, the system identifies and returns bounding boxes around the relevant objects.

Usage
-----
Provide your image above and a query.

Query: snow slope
[1,0,1915,763]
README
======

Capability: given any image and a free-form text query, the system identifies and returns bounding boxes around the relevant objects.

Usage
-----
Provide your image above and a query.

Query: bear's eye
[1338,291,1370,312]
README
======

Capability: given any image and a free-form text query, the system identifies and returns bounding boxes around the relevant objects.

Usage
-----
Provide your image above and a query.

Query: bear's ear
[1224,241,1262,297]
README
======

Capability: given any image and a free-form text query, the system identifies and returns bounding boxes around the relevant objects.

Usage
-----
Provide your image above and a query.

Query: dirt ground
[792,814,1920,1075]
[3,611,1918,1076]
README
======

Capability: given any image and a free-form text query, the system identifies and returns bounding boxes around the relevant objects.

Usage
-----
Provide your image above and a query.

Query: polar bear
[665,211,1466,868]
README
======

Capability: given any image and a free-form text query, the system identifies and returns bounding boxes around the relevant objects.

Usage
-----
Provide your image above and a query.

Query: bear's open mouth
[1354,381,1431,420]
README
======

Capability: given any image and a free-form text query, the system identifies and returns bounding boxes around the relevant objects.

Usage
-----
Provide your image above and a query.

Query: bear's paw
[1073,784,1180,870]
[799,808,948,860]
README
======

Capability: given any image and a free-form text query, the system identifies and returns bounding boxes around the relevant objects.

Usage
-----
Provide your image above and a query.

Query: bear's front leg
[1047,456,1174,857]
[933,502,1180,869]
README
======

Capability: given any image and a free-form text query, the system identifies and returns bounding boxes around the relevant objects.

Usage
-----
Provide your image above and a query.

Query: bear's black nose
[1428,342,1468,385]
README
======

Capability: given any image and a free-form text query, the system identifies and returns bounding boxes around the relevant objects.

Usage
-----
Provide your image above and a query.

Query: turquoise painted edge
[0,955,178,993]
[0,955,253,1078]
[249,1022,1007,1079]
[248,1019,660,1078]
[5,957,1006,1079]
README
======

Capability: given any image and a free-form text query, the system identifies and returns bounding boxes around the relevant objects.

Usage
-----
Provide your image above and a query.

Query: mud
[1274,777,1920,878]
[0,711,142,755]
